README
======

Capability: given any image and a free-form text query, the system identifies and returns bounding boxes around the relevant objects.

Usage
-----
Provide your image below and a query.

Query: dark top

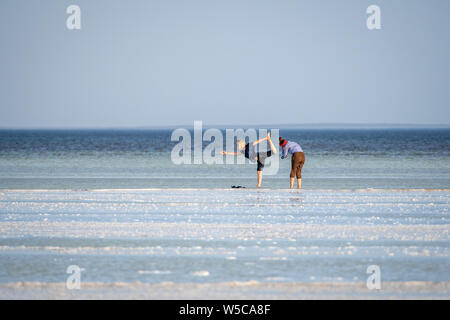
[240,143,256,161]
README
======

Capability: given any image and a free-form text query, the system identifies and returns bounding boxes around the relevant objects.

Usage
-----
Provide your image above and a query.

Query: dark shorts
[290,152,305,179]
[256,151,272,171]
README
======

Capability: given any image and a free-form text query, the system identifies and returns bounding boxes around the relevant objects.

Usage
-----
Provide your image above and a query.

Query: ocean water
[0,129,449,293]
[0,128,449,189]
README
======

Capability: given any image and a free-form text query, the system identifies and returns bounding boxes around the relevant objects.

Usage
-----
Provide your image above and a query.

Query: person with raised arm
[221,132,277,188]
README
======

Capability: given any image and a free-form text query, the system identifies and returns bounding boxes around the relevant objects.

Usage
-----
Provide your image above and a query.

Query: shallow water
[0,189,448,284]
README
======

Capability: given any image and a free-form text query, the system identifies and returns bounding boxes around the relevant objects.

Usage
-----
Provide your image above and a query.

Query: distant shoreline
[1,123,450,130]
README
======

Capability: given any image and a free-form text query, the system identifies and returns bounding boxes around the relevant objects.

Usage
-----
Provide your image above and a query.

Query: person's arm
[221,151,240,155]
[252,136,268,146]
[280,146,288,159]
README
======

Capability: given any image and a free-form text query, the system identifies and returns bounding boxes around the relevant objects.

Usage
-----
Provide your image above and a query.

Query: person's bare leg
[257,171,263,188]
[267,132,277,154]
[297,178,302,189]
[290,177,294,189]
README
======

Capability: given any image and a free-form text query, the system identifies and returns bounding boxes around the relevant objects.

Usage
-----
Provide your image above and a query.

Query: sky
[0,0,449,128]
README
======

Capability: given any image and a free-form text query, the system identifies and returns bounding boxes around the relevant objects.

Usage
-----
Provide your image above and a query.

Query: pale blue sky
[0,0,449,128]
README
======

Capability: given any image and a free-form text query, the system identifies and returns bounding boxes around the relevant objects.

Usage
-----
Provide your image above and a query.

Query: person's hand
[220,151,226,155]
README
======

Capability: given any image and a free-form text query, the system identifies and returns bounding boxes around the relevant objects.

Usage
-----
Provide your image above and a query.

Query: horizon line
[1,122,450,130]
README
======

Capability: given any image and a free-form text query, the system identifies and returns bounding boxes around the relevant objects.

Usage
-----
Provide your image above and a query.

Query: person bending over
[279,137,305,189]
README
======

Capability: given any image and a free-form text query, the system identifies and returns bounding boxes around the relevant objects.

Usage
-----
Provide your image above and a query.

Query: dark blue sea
[0,128,449,189]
